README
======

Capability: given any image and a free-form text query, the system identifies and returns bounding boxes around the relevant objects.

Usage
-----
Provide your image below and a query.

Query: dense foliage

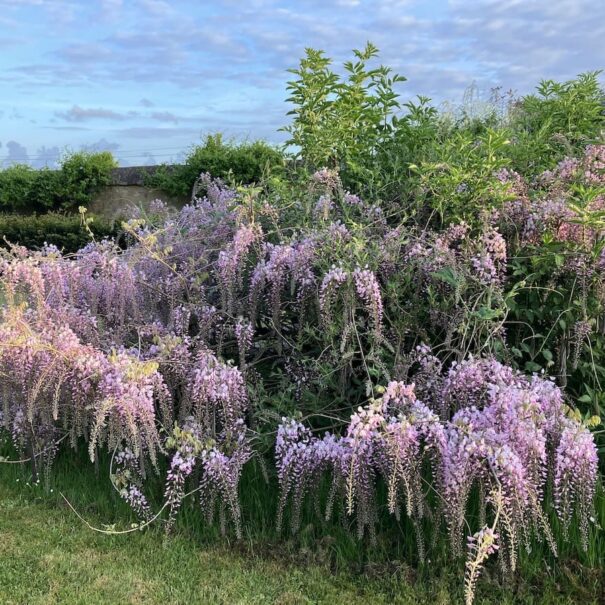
[0,151,117,213]
[1,47,604,604]
[0,212,118,252]
[146,134,285,197]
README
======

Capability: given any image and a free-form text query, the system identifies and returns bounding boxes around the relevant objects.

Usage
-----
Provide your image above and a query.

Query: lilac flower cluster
[353,268,384,337]
[554,420,598,546]
[217,224,262,313]
[275,385,443,540]
[0,299,166,471]
[276,355,598,563]
[465,526,499,605]
[113,448,153,522]
[275,418,345,533]
[404,222,507,290]
[187,347,248,430]
[500,149,605,248]
[250,237,317,325]
[234,318,254,370]
[318,266,384,338]
[311,167,340,190]
[164,422,201,532]
[319,266,348,326]
[198,418,252,538]
[538,145,605,186]
[472,229,507,286]
[313,195,334,220]
[163,414,252,537]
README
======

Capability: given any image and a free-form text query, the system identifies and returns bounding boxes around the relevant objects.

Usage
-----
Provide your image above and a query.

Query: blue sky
[0,0,603,167]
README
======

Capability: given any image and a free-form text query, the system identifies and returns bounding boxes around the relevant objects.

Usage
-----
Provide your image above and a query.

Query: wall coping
[109,165,177,186]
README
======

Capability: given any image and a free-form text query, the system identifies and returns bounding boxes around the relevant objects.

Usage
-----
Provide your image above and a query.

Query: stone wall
[88,166,189,221]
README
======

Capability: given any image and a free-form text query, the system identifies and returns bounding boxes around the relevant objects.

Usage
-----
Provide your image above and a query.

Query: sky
[0,0,604,167]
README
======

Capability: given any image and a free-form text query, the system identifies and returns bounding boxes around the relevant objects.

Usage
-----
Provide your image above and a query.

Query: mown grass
[0,445,603,604]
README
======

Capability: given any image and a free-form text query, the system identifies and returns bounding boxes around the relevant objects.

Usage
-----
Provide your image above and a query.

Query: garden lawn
[0,472,603,605]
[0,479,445,605]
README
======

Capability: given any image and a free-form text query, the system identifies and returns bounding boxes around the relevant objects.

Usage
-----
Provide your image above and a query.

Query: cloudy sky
[0,0,603,167]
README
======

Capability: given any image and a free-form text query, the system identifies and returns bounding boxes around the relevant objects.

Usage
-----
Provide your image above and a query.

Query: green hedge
[0,151,117,214]
[146,134,285,197]
[0,213,119,253]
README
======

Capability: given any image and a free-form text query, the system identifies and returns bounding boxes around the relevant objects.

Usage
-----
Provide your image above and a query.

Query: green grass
[0,447,603,604]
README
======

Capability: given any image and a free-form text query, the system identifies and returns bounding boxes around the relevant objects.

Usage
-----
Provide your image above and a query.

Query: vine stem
[60,481,205,536]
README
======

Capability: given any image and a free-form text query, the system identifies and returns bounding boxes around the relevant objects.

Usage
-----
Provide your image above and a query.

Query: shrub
[0,173,599,605]
[0,165,64,213]
[58,150,117,210]
[507,72,605,175]
[146,134,285,197]
[0,47,604,605]
[0,151,117,214]
[411,128,513,226]
[0,212,118,252]
[281,43,408,194]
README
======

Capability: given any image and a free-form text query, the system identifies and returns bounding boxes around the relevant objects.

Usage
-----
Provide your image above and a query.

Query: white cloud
[55,105,132,122]
[2,0,604,155]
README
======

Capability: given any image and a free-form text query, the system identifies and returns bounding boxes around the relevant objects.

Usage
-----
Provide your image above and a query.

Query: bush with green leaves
[0,44,604,605]
[0,150,117,213]
[411,128,513,227]
[0,164,64,213]
[281,43,410,194]
[0,212,118,252]
[58,150,117,209]
[146,134,285,197]
[507,72,605,175]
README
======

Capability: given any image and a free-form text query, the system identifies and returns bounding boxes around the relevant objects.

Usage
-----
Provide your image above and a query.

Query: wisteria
[554,419,598,546]
[317,265,384,339]
[0,153,601,604]
[276,356,598,573]
[352,267,384,337]
[234,317,254,370]
[0,298,166,472]
[217,223,262,313]
[113,448,153,522]
[249,238,317,326]
[319,266,348,326]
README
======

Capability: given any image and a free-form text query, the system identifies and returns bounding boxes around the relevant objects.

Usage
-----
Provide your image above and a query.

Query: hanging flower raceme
[186,347,248,430]
[163,416,252,537]
[112,448,154,522]
[554,419,598,548]
[319,266,348,327]
[234,318,254,371]
[352,267,384,337]
[317,265,384,340]
[275,356,598,567]
[89,351,167,468]
[0,302,167,475]
[198,418,252,538]
[275,382,445,540]
[157,346,252,536]
[249,237,318,326]
[217,223,262,313]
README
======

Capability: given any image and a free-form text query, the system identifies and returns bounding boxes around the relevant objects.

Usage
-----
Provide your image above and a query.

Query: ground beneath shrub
[0,477,601,605]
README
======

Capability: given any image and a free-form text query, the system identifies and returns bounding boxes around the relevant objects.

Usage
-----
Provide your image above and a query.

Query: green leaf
[525,361,542,373]
[430,267,463,288]
[472,307,503,321]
